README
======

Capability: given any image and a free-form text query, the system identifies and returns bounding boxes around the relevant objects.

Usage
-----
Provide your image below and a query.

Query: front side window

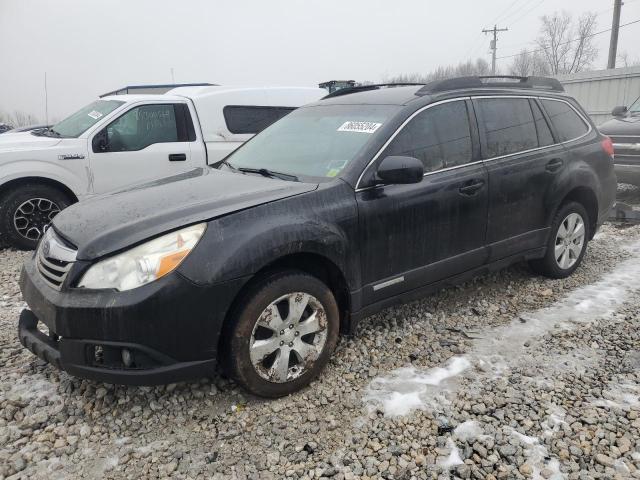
[52,100,124,137]
[629,96,640,114]
[224,104,399,180]
[383,100,473,172]
[541,99,589,142]
[104,104,179,152]
[224,106,295,134]
[476,98,538,158]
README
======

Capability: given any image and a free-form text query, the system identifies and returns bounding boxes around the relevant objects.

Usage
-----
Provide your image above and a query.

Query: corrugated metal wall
[555,66,640,126]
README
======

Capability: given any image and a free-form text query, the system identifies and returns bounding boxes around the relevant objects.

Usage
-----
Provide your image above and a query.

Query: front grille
[36,230,77,291]
[37,250,72,290]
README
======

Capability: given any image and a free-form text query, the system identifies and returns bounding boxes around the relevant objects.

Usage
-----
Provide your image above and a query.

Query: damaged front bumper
[17,256,247,385]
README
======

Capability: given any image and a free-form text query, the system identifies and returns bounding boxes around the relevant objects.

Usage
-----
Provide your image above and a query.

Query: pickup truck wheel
[224,271,339,398]
[529,201,590,279]
[0,185,72,250]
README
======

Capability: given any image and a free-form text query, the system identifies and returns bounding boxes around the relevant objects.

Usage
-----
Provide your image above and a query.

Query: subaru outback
[18,76,616,397]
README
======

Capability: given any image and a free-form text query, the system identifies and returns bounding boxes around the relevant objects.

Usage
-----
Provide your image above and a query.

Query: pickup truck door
[88,102,203,194]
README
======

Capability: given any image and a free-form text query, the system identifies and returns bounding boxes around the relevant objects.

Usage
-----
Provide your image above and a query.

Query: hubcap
[250,292,328,383]
[13,198,61,241]
[554,212,585,270]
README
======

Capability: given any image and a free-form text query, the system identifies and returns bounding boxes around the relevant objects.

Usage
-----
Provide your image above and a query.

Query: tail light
[601,136,615,158]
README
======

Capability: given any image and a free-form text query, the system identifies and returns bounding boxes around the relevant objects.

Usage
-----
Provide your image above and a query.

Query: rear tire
[0,184,72,250]
[222,270,339,398]
[529,201,590,279]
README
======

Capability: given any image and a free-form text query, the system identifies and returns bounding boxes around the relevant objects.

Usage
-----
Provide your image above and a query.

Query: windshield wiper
[237,167,299,182]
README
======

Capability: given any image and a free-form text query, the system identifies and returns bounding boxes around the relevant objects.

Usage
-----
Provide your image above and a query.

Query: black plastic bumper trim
[17,309,216,386]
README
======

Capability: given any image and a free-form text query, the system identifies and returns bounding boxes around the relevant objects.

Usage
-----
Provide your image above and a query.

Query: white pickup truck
[0,86,326,249]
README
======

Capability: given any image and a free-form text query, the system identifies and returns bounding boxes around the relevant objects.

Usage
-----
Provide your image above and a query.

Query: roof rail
[322,83,425,99]
[416,76,564,95]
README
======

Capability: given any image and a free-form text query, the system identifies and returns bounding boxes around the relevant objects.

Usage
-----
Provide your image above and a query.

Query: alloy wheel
[249,292,328,383]
[13,198,60,241]
[554,212,585,270]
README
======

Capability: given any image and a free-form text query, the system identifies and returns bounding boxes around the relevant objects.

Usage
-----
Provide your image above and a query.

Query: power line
[509,0,546,26]
[496,17,640,60]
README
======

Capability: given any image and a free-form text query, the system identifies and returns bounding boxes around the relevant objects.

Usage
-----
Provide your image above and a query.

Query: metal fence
[555,66,640,126]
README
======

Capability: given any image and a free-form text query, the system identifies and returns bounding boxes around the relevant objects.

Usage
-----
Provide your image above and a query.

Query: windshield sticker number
[337,121,382,134]
[87,110,103,120]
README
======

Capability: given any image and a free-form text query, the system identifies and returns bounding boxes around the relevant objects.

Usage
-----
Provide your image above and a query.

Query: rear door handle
[545,158,564,172]
[458,180,485,196]
[169,153,187,162]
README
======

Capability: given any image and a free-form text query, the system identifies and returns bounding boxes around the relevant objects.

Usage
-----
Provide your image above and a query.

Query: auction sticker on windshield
[337,121,382,134]
[87,111,104,120]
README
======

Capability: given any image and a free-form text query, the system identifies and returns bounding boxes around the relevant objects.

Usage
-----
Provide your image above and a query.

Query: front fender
[0,158,88,199]
[178,185,359,290]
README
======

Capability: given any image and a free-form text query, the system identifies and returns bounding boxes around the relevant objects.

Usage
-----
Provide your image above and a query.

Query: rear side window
[531,100,554,147]
[384,100,473,172]
[541,99,589,142]
[224,106,295,134]
[476,98,538,158]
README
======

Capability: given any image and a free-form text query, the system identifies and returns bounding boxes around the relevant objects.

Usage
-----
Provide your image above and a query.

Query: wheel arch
[0,176,79,204]
[556,186,598,240]
[217,251,353,361]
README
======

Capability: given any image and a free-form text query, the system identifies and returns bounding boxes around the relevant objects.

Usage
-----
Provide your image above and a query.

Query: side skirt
[345,247,546,334]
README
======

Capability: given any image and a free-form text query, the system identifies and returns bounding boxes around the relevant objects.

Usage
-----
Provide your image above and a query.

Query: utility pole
[170,67,175,84]
[44,72,49,126]
[483,25,509,75]
[607,0,623,69]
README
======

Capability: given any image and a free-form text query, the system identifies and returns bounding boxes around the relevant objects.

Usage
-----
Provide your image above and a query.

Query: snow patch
[453,420,484,442]
[364,239,640,416]
[594,383,640,409]
[438,438,464,469]
[363,357,471,416]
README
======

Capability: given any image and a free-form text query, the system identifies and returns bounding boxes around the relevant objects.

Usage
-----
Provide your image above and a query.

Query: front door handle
[169,153,187,162]
[459,179,485,196]
[545,158,564,172]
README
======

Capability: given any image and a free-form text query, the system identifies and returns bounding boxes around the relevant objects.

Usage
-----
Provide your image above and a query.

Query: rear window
[223,106,295,134]
[476,98,539,158]
[540,99,589,142]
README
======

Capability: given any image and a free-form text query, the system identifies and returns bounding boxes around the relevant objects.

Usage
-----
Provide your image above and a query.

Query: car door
[88,102,199,194]
[474,96,569,262]
[356,98,489,305]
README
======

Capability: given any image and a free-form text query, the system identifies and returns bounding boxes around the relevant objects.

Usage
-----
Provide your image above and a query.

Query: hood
[599,115,640,137]
[0,131,62,151]
[53,167,318,260]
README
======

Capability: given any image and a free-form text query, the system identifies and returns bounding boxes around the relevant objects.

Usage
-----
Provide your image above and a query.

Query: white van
[0,86,326,249]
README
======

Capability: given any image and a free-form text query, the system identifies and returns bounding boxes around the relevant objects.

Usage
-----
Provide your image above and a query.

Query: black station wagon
[19,76,616,397]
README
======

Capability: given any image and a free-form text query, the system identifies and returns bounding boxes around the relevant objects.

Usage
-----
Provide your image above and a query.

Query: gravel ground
[1,186,640,480]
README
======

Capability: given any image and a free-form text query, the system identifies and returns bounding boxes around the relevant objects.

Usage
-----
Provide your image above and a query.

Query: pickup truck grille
[36,230,77,291]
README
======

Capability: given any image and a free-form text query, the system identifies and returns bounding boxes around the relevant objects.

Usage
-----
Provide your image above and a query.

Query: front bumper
[18,256,248,385]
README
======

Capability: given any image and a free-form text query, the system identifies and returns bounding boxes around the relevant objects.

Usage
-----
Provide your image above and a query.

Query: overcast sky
[1,0,639,122]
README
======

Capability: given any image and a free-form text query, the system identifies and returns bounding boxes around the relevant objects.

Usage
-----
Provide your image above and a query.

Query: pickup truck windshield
[225,104,399,179]
[52,100,125,138]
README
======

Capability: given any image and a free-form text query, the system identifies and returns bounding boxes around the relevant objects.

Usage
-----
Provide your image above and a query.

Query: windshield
[51,99,124,137]
[630,96,640,114]
[224,104,399,179]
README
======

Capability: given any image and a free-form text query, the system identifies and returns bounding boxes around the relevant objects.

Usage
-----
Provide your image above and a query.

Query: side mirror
[376,156,424,185]
[92,130,108,153]
[612,105,628,117]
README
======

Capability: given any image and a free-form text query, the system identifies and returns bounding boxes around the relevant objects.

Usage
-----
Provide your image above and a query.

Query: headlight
[78,223,206,291]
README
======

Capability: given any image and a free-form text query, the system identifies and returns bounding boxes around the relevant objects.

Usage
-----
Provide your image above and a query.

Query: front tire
[529,201,590,279]
[223,271,339,398]
[0,184,72,250]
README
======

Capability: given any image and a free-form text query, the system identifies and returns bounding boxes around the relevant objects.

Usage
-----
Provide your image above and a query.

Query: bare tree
[384,58,492,84]
[617,51,640,68]
[535,11,598,74]
[509,49,550,76]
